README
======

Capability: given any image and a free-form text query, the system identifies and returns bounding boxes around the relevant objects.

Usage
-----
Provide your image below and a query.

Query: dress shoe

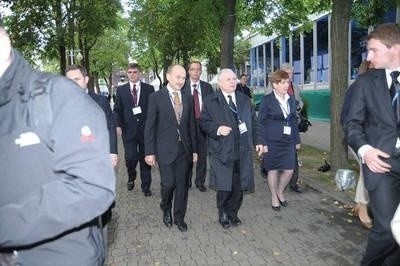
[279,199,288,207]
[196,185,207,192]
[174,221,188,232]
[272,205,281,211]
[127,181,134,191]
[229,216,242,226]
[219,213,231,229]
[162,211,173,228]
[290,184,303,193]
[143,190,152,197]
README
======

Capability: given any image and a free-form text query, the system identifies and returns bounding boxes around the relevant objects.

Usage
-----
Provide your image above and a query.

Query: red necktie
[193,84,201,119]
[132,84,137,106]
[288,82,294,95]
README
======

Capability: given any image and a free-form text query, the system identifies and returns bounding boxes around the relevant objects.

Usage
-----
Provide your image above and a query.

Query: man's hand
[296,144,301,150]
[263,145,268,153]
[110,154,118,168]
[255,145,264,157]
[145,155,156,166]
[193,153,198,162]
[217,126,232,136]
[116,127,122,136]
[363,147,391,173]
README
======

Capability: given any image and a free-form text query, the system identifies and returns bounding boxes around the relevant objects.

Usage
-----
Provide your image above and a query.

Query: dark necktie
[132,84,137,106]
[228,95,238,122]
[390,71,400,123]
[192,84,201,119]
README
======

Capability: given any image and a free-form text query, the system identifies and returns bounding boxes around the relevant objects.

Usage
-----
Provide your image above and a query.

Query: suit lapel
[161,87,179,125]
[372,70,396,123]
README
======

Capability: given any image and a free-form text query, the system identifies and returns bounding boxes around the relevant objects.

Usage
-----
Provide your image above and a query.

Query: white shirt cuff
[358,145,373,163]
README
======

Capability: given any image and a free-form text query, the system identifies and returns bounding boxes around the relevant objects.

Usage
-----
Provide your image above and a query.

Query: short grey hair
[280,63,293,72]
[217,68,235,81]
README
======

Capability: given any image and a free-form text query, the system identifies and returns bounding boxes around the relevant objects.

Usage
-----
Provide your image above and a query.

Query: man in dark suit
[65,64,118,167]
[144,64,197,232]
[113,63,154,196]
[200,69,263,229]
[182,60,214,191]
[236,74,252,98]
[343,23,400,265]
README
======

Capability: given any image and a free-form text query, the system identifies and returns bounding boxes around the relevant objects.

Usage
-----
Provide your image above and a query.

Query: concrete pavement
[105,124,368,266]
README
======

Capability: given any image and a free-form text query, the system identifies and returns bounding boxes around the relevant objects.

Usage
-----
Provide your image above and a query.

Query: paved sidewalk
[106,132,368,266]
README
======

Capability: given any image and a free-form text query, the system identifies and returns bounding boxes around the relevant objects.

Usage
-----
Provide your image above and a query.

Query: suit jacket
[113,81,154,142]
[144,87,197,164]
[182,79,214,104]
[236,83,252,98]
[88,90,117,154]
[257,93,300,145]
[344,69,399,190]
[199,91,260,191]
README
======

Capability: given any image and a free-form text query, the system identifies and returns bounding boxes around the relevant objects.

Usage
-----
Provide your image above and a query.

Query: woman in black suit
[258,70,300,211]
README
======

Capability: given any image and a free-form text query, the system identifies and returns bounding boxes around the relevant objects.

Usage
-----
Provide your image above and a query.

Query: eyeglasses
[127,70,139,74]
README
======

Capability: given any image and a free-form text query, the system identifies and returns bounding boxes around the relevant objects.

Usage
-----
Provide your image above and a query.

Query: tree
[330,0,352,170]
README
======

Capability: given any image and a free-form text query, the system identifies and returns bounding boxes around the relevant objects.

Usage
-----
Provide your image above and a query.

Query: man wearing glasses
[114,63,155,196]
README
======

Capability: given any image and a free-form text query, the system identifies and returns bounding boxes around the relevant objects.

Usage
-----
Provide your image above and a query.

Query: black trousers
[189,122,207,187]
[361,160,400,265]
[217,160,243,218]
[289,151,299,187]
[124,138,152,192]
[159,143,190,223]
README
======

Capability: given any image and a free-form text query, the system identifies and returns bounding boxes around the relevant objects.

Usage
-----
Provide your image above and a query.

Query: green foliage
[352,0,397,28]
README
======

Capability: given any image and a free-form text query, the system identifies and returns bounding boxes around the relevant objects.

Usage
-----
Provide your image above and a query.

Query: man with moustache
[144,64,197,232]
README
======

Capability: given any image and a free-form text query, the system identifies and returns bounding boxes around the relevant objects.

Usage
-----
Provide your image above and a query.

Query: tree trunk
[330,0,352,170]
[220,0,236,69]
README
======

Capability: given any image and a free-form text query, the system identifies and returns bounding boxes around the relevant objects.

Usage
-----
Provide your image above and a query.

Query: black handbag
[298,115,312,133]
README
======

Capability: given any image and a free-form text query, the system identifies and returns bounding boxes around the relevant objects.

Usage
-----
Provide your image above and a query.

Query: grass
[298,144,360,198]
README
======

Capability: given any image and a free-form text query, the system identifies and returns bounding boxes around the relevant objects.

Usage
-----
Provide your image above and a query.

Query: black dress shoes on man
[196,185,207,192]
[279,199,288,207]
[219,213,231,229]
[272,205,281,211]
[127,180,134,191]
[174,221,188,232]
[290,184,303,193]
[163,211,173,228]
[143,190,152,197]
[229,216,242,226]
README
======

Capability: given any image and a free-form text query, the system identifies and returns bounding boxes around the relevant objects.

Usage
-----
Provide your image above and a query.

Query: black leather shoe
[279,199,288,207]
[290,184,303,193]
[127,181,134,191]
[163,211,173,228]
[229,216,242,226]
[143,190,152,197]
[197,185,207,192]
[174,221,188,232]
[219,213,231,229]
[272,205,281,211]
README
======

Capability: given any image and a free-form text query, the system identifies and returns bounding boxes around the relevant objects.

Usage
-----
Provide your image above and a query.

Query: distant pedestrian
[113,63,154,196]
[182,60,214,191]
[200,69,263,229]
[144,64,197,232]
[258,70,301,211]
[236,73,252,98]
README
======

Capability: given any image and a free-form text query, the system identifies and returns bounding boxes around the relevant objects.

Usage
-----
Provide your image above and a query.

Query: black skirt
[263,139,296,171]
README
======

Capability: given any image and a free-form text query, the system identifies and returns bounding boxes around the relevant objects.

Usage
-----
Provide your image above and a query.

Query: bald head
[166,64,186,91]
[218,68,237,94]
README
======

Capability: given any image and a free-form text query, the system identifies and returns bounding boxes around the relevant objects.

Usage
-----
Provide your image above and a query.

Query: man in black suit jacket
[113,63,154,196]
[182,60,214,191]
[200,69,263,229]
[65,64,118,167]
[343,23,400,265]
[144,64,197,232]
[236,74,252,98]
